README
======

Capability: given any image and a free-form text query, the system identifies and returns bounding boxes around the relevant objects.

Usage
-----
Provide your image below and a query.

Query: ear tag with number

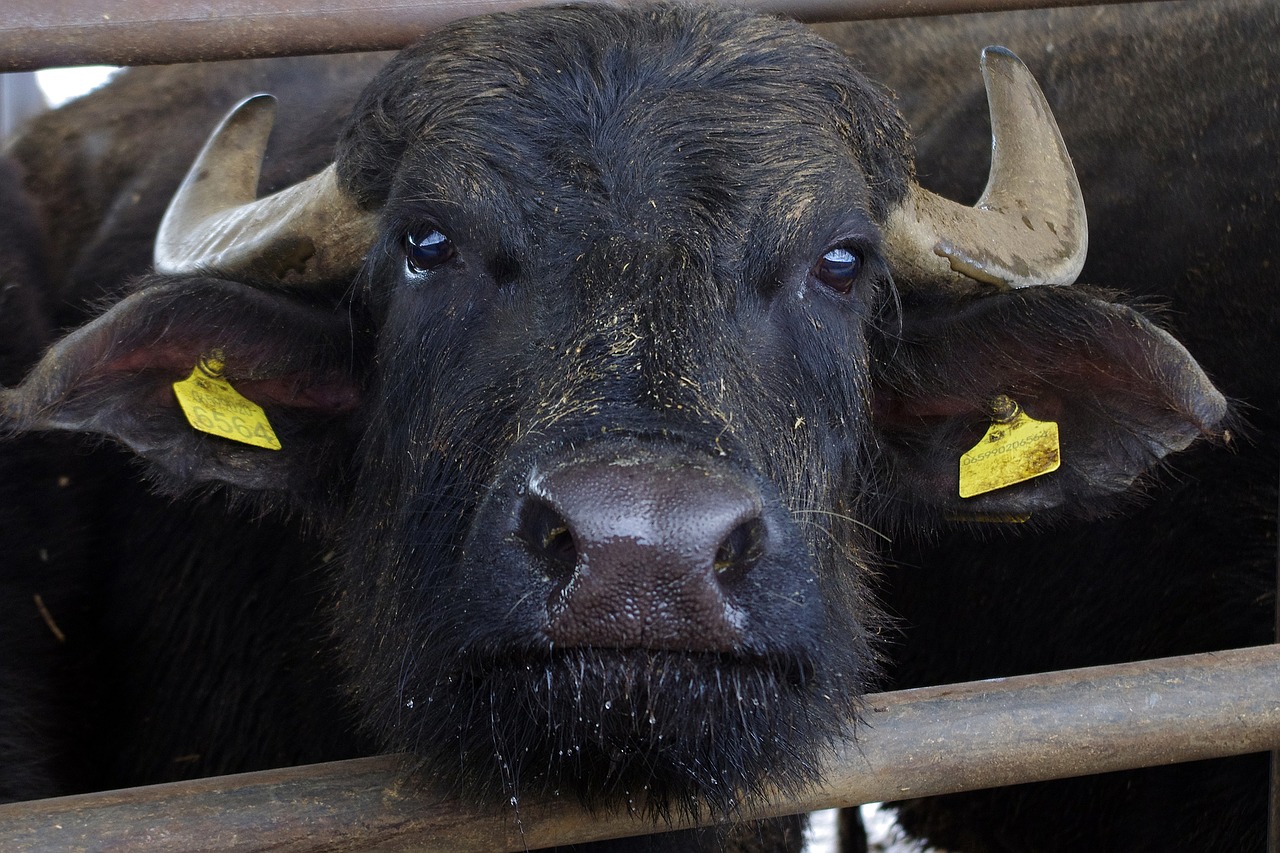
[958,395,1059,499]
[172,353,282,451]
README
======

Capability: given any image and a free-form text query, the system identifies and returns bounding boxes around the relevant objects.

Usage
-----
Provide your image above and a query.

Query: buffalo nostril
[713,515,765,584]
[519,498,579,581]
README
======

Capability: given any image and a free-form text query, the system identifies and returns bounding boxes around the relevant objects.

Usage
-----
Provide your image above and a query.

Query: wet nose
[516,454,765,651]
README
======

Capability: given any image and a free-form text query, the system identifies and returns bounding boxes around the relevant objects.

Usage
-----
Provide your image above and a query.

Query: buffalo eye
[811,246,863,294]
[404,229,457,273]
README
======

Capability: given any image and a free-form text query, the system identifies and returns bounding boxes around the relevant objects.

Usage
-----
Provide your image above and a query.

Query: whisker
[505,589,540,620]
[791,508,892,543]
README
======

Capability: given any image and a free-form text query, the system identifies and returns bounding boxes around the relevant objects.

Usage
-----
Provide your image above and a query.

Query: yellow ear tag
[958,395,1059,499]
[172,354,282,451]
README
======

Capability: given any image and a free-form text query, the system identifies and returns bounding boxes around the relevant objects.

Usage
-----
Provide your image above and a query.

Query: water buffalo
[1,3,1226,850]
[0,153,103,803]
[817,0,1277,849]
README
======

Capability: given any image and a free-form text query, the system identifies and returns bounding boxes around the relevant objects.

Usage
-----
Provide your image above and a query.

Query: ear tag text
[172,354,282,451]
[958,395,1059,498]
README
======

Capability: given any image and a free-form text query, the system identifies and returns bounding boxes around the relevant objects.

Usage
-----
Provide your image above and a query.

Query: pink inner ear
[104,344,204,377]
[237,374,362,414]
[874,382,1075,429]
[872,392,977,424]
[103,348,361,416]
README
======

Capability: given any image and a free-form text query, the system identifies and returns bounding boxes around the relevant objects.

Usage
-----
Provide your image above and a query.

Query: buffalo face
[331,19,899,807]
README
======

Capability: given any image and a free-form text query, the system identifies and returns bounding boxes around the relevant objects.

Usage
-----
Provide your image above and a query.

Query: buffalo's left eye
[812,247,863,294]
[405,229,457,273]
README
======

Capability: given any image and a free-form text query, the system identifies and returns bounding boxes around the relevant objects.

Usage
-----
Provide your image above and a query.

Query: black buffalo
[0,4,1226,850]
[818,0,1277,849]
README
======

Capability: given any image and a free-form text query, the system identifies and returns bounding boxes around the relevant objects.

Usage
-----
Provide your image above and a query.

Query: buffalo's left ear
[0,276,367,504]
[871,285,1227,518]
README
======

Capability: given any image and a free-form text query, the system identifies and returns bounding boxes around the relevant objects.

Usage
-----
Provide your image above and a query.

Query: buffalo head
[1,3,1223,819]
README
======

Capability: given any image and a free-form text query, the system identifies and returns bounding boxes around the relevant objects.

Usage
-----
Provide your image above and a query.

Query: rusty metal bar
[0,644,1276,852]
[1,0,1182,72]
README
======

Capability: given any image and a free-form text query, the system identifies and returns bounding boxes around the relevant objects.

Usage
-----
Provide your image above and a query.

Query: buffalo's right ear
[1,276,368,504]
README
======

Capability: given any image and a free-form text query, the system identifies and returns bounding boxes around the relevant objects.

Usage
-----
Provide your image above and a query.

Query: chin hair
[385,643,871,821]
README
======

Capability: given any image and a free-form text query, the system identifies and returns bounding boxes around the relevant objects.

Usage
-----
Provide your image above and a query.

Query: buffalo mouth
[393,643,861,820]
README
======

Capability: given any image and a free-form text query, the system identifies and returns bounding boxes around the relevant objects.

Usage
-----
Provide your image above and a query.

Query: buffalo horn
[883,47,1087,289]
[154,94,378,285]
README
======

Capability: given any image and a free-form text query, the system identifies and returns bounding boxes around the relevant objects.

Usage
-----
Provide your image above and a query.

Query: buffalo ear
[1,276,368,503]
[872,285,1227,519]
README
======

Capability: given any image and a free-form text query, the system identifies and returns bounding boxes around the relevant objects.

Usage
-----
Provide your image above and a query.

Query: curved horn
[154,94,378,285]
[884,46,1087,289]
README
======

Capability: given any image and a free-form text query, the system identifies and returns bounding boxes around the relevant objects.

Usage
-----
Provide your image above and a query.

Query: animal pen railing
[0,647,1276,851]
[0,0,1195,70]
[0,0,1276,851]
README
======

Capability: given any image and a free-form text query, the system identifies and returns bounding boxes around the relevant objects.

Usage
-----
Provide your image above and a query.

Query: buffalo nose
[518,454,765,651]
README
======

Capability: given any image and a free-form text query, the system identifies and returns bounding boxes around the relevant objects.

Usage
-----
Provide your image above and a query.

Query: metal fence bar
[1,644,1276,853]
[0,0,1181,72]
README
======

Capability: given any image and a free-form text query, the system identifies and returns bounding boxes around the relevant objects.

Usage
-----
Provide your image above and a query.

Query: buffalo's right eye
[405,229,457,273]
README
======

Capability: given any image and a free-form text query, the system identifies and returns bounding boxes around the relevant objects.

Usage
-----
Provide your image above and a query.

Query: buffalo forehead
[374,13,879,248]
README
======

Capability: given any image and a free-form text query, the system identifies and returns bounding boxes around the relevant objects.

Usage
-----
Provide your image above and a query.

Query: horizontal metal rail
[1,644,1276,852]
[2,0,1178,72]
